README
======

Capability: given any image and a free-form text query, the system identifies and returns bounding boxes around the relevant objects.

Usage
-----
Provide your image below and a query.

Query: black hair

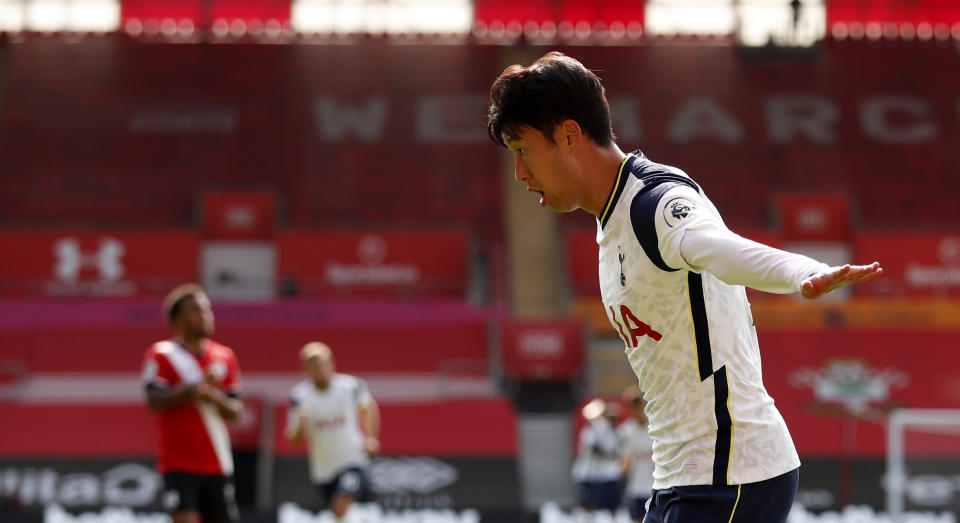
[162,283,205,323]
[487,51,615,148]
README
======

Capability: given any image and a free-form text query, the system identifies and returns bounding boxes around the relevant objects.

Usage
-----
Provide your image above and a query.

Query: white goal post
[886,408,960,521]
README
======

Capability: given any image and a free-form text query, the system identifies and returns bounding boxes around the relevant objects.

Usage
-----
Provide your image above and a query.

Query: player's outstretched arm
[800,262,883,300]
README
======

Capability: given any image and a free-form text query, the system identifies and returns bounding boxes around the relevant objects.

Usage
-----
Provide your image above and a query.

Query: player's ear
[558,119,582,150]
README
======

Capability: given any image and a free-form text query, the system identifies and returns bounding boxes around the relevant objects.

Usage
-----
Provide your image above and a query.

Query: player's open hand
[801,262,883,300]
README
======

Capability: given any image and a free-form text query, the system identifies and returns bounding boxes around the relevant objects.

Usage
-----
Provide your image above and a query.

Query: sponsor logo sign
[277,231,467,297]
[855,234,960,296]
[500,320,584,381]
[0,231,198,297]
[273,456,520,512]
[0,462,161,509]
[202,191,277,240]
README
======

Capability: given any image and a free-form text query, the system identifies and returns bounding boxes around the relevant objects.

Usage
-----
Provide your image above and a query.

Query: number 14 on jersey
[609,304,663,347]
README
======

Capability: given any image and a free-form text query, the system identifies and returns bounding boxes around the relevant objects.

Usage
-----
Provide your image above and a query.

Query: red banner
[777,193,851,241]
[827,0,960,25]
[202,191,277,239]
[500,319,584,381]
[274,398,518,457]
[0,398,516,458]
[4,40,959,240]
[565,229,600,297]
[277,230,469,297]
[761,329,960,457]
[122,0,291,26]
[0,230,199,297]
[0,320,488,374]
[854,233,960,297]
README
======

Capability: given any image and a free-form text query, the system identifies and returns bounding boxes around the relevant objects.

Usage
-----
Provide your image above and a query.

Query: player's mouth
[526,186,546,207]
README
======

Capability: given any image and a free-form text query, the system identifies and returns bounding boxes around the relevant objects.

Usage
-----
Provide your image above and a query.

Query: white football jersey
[597,151,811,489]
[571,417,622,482]
[617,418,654,496]
[288,374,372,483]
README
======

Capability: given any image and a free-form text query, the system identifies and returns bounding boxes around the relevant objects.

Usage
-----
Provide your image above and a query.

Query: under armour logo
[618,247,626,287]
[53,237,126,283]
[367,457,458,495]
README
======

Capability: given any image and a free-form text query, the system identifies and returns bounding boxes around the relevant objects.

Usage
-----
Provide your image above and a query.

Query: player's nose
[515,157,530,182]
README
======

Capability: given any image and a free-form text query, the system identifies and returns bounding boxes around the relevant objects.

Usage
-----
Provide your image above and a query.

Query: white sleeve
[651,186,830,294]
[286,386,304,431]
[354,377,373,407]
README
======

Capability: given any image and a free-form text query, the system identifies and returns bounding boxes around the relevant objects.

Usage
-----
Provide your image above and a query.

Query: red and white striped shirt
[141,338,242,476]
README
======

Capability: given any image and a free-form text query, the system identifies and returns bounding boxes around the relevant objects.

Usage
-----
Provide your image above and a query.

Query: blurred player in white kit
[618,385,654,522]
[572,398,625,514]
[285,342,380,520]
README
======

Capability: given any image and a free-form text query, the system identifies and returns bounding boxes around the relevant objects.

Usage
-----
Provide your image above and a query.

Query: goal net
[886,409,960,521]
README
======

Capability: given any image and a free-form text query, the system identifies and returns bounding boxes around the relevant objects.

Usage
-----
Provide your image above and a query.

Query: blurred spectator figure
[285,342,381,521]
[142,284,244,523]
[618,386,654,522]
[572,398,625,515]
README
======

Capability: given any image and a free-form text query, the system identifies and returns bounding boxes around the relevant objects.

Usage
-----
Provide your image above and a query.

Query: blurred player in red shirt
[141,284,243,523]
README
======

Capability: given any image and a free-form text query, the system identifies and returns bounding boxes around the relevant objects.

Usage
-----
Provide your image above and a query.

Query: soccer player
[141,284,243,523]
[571,399,625,514]
[285,342,380,520]
[486,52,883,522]
[618,386,654,522]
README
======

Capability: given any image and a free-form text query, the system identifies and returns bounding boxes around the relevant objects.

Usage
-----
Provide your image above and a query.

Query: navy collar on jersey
[599,149,645,230]
[175,336,207,356]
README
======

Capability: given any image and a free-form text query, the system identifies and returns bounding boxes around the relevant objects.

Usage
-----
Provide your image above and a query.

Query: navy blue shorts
[162,472,239,523]
[644,468,798,523]
[315,467,368,509]
[576,479,624,511]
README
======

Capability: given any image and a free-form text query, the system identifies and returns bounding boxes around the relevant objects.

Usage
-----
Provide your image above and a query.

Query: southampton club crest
[789,358,909,416]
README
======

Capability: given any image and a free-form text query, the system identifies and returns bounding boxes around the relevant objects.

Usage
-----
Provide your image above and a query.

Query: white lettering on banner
[130,107,237,134]
[765,95,838,145]
[224,205,256,230]
[518,331,564,358]
[324,234,422,286]
[0,463,161,508]
[785,505,954,523]
[796,206,828,232]
[417,95,487,143]
[905,264,960,287]
[45,505,171,523]
[324,263,420,286]
[667,96,745,144]
[609,97,642,142]
[904,237,960,288]
[278,502,480,523]
[57,473,99,506]
[302,93,960,146]
[542,502,958,523]
[860,96,937,144]
[313,96,389,142]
